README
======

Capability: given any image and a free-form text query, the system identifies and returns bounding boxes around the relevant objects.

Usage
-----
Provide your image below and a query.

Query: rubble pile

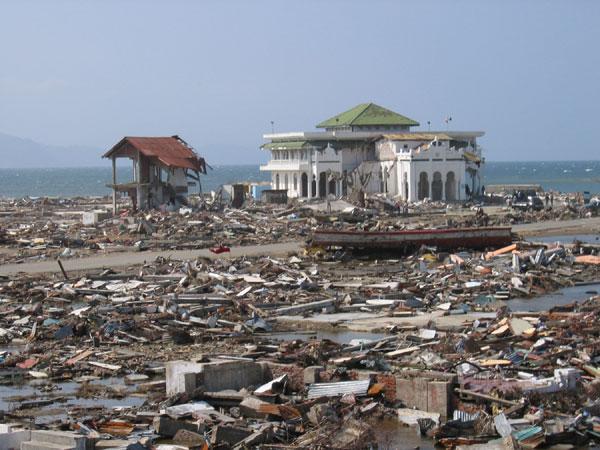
[0,197,312,265]
[1,234,600,448]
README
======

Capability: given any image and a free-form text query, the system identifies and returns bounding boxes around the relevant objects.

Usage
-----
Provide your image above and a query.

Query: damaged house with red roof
[103,135,207,212]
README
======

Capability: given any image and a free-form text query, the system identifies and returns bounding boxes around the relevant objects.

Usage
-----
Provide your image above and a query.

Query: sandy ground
[1,216,599,277]
[512,216,600,237]
[277,310,497,332]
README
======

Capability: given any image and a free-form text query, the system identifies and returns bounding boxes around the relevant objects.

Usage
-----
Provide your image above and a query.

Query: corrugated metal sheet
[453,409,480,422]
[513,425,543,441]
[307,379,370,399]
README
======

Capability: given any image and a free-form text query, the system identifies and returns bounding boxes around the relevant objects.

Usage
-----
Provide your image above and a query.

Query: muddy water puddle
[535,233,600,244]
[0,376,146,423]
[373,417,435,449]
[507,282,600,312]
[265,329,386,344]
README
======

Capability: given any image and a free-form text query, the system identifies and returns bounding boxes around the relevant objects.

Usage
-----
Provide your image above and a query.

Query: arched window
[432,172,443,201]
[293,174,298,191]
[284,174,289,189]
[301,173,308,197]
[445,172,456,201]
[418,172,429,200]
[275,173,280,190]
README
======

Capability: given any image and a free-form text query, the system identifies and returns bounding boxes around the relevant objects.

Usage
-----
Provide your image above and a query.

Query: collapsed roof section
[103,135,207,174]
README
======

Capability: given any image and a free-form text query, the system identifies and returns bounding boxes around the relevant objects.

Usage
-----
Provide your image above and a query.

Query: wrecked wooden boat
[311,226,512,251]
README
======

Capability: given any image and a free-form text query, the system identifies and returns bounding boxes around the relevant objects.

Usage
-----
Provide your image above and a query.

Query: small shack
[103,136,207,212]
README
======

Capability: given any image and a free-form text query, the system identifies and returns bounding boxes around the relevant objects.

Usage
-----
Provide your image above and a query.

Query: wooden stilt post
[112,156,117,215]
[136,150,142,210]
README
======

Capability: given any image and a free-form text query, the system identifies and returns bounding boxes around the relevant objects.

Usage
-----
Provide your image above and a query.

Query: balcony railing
[260,160,310,171]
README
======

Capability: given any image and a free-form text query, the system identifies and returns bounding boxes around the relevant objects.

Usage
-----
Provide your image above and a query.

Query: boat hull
[311,227,512,250]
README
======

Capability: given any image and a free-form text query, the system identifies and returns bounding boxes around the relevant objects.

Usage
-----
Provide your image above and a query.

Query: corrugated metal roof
[103,136,206,173]
[307,379,370,399]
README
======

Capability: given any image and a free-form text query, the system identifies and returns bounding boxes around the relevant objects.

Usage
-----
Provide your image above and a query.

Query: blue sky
[1,0,599,164]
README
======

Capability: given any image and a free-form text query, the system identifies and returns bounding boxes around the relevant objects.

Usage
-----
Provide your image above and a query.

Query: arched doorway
[275,174,280,190]
[328,178,336,196]
[432,172,443,201]
[319,172,327,198]
[403,172,409,200]
[382,168,389,193]
[311,175,317,197]
[418,172,429,200]
[301,173,308,197]
[445,172,456,201]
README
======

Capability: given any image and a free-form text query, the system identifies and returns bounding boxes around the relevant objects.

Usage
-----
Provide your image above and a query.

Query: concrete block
[82,210,109,226]
[166,360,203,395]
[395,377,415,406]
[29,430,92,450]
[21,443,74,450]
[427,380,451,419]
[166,359,271,395]
[152,416,204,438]
[172,429,206,447]
[395,375,452,419]
[239,396,270,419]
[303,366,324,384]
[0,423,24,433]
[414,378,429,411]
[0,428,30,450]
[211,424,252,446]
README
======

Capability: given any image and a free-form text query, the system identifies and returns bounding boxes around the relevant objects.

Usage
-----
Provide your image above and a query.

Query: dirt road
[0,241,302,277]
[1,216,598,277]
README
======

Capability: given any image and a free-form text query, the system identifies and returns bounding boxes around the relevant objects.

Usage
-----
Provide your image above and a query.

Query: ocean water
[0,165,270,199]
[0,161,598,199]
[483,160,600,193]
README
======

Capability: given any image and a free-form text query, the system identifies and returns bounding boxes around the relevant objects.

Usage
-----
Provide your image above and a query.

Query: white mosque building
[259,103,484,202]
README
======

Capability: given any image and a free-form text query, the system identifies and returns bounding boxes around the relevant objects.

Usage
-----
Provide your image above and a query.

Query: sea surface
[0,161,599,199]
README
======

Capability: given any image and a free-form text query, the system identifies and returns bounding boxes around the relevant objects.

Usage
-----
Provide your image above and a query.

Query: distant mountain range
[0,132,103,168]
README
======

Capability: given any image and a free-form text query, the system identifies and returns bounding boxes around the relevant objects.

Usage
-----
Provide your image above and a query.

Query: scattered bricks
[211,424,253,446]
[374,373,396,403]
[153,416,204,438]
[303,366,325,385]
[268,362,305,392]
